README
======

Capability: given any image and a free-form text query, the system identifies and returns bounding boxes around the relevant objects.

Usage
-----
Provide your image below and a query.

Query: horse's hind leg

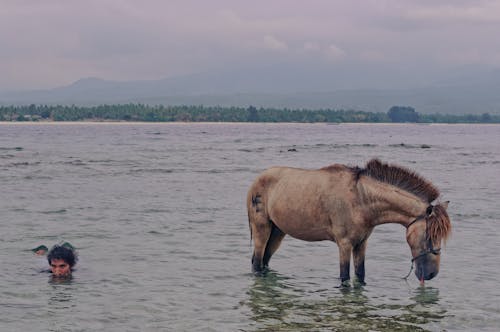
[250,217,272,273]
[263,223,285,267]
[248,195,272,273]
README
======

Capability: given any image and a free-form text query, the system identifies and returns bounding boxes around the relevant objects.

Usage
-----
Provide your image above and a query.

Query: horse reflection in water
[246,270,447,331]
[247,159,451,285]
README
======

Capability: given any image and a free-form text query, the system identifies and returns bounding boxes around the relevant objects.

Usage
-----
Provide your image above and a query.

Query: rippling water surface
[1,123,499,331]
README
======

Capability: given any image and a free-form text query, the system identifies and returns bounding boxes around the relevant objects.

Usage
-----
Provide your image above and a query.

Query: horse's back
[249,164,352,194]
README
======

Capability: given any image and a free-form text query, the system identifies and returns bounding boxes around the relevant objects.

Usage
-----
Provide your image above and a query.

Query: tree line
[0,104,499,123]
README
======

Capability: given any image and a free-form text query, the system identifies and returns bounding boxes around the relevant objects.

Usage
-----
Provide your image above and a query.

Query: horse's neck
[358,177,427,227]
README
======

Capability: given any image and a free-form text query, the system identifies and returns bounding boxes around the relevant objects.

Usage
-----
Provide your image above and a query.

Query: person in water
[46,244,78,277]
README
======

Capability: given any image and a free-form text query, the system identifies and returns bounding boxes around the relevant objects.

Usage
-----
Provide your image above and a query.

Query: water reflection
[411,286,440,305]
[245,271,447,331]
[402,286,446,327]
[49,275,73,285]
[47,278,76,310]
[246,271,302,324]
[45,280,79,332]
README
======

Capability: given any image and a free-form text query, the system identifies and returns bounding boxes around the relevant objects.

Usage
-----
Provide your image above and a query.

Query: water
[0,122,499,331]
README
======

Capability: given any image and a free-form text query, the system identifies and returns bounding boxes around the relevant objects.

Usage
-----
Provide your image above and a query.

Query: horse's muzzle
[415,257,440,280]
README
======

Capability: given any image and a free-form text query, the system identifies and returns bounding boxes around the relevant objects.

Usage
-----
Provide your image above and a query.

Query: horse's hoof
[253,269,269,277]
[253,270,263,277]
[353,280,366,288]
[335,280,351,288]
[252,265,267,277]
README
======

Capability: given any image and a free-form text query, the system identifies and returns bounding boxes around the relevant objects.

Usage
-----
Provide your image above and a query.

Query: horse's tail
[247,183,266,245]
[246,190,259,245]
[248,210,253,245]
[247,171,276,247]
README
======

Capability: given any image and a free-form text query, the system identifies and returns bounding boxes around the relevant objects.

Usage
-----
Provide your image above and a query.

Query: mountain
[1,66,499,115]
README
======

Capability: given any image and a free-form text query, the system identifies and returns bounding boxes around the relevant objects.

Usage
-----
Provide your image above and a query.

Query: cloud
[324,44,346,61]
[1,0,500,90]
[303,42,321,52]
[262,35,288,51]
[367,1,500,31]
[404,2,500,24]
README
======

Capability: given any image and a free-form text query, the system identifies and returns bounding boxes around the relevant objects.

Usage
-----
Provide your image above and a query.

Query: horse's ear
[441,201,450,210]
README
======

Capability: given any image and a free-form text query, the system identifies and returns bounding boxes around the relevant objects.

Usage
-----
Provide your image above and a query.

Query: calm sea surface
[1,122,499,331]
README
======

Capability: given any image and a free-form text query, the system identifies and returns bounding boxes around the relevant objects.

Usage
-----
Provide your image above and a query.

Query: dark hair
[47,245,78,267]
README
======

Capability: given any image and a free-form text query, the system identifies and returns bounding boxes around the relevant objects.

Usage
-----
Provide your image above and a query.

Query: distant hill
[1,67,499,115]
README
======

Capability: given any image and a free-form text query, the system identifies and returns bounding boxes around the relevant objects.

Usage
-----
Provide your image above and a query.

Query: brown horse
[247,159,451,284]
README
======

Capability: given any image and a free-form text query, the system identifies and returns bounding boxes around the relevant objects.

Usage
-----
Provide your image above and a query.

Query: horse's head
[406,201,451,282]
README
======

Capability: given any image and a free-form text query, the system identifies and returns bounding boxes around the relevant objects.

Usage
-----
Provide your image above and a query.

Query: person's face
[50,258,71,277]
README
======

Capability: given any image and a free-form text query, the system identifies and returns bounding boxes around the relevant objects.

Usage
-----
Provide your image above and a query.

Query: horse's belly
[287,229,333,242]
[272,216,335,242]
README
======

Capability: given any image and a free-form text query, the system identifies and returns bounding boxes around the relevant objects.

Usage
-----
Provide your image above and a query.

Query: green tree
[481,113,491,122]
[247,105,259,122]
[387,106,419,122]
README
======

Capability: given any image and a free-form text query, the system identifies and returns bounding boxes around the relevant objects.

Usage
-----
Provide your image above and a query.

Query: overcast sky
[1,0,500,90]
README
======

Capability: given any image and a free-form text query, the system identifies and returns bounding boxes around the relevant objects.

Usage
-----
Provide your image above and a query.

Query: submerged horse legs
[338,239,368,285]
[248,193,274,273]
[250,218,285,273]
[248,189,286,273]
[263,223,285,267]
[338,240,352,284]
[250,218,272,273]
[353,240,368,285]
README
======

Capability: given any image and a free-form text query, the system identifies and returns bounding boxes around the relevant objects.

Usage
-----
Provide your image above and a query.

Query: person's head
[47,245,77,277]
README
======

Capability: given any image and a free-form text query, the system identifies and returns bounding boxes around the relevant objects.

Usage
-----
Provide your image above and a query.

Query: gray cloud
[1,0,499,90]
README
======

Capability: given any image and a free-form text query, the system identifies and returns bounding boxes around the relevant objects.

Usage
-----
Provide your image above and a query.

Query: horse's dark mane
[359,159,440,203]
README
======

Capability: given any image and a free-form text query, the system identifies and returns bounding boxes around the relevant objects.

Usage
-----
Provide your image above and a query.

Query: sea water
[0,122,499,331]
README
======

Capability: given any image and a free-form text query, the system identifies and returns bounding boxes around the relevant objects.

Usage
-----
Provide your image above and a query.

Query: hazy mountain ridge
[1,67,499,115]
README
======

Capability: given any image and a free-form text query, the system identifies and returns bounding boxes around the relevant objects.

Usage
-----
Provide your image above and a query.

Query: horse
[246,159,451,285]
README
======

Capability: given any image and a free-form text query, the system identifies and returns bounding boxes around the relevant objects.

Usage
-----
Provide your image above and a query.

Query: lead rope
[402,214,426,280]
[402,260,414,280]
[402,254,420,280]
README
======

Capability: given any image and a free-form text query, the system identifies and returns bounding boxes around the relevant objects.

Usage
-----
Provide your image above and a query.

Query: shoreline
[1,121,499,126]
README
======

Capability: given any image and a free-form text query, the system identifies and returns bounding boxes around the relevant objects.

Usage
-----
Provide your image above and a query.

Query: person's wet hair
[47,245,77,267]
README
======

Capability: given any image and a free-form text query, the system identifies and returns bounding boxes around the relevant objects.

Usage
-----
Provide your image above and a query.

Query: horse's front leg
[353,240,368,285]
[337,241,352,286]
